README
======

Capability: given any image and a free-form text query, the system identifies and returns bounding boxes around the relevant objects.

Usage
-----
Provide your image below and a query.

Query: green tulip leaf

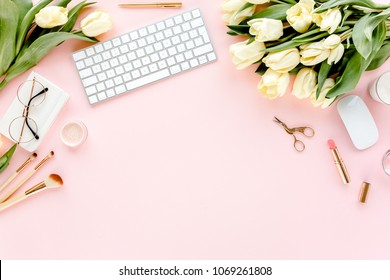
[0,0,19,76]
[0,144,17,173]
[366,42,390,71]
[316,61,332,99]
[327,22,386,98]
[15,0,53,54]
[315,0,389,13]
[246,4,293,21]
[11,0,33,24]
[55,0,72,7]
[352,14,372,59]
[227,25,250,36]
[0,32,96,89]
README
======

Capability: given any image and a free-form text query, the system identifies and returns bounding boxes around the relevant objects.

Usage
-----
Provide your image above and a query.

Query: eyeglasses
[8,78,48,144]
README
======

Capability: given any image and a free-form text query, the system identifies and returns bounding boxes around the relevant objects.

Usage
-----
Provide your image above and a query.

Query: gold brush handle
[0,169,34,203]
[0,194,27,212]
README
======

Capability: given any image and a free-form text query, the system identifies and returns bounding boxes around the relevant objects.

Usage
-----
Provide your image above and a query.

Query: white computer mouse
[337,95,379,150]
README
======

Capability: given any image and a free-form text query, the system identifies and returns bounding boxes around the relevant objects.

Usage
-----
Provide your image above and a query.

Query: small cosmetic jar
[382,150,390,176]
[60,120,88,147]
[369,71,390,105]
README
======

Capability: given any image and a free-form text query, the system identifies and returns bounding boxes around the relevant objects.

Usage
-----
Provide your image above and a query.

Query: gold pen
[119,2,182,8]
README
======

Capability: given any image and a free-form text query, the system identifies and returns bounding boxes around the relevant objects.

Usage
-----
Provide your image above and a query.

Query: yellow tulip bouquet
[223,0,390,108]
[0,0,112,91]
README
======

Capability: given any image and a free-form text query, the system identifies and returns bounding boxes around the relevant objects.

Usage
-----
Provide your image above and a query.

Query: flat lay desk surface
[1,0,390,259]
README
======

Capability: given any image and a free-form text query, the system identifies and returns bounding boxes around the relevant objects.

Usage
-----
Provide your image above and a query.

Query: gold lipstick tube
[330,147,350,184]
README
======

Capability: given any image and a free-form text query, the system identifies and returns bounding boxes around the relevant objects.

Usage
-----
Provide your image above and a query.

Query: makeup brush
[0,174,63,212]
[327,139,350,184]
[0,153,37,193]
[0,151,54,203]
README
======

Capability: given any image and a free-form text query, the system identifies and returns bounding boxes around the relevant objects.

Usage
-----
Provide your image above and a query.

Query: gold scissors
[273,116,315,152]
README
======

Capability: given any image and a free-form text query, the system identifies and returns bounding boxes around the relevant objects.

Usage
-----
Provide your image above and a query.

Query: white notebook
[0,72,69,152]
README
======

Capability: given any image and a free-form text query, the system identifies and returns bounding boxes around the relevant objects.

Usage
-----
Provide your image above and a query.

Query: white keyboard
[72,8,217,105]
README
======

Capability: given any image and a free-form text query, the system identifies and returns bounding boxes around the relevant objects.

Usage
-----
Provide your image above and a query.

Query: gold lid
[359,182,370,203]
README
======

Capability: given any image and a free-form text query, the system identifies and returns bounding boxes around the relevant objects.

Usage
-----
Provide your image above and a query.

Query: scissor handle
[293,135,305,152]
[292,126,315,137]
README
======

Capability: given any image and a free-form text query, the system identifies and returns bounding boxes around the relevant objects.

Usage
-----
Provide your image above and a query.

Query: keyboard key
[120,45,129,54]
[208,52,217,61]
[165,18,174,27]
[149,63,158,72]
[191,18,203,28]
[98,72,107,81]
[190,58,199,67]
[121,34,130,43]
[168,47,177,56]
[192,9,201,18]
[130,31,139,40]
[127,52,137,61]
[84,58,94,67]
[189,30,198,38]
[150,53,159,62]
[182,22,191,32]
[142,56,151,65]
[118,55,128,64]
[140,67,149,75]
[123,73,132,82]
[155,32,164,41]
[101,61,110,70]
[159,50,168,59]
[96,82,105,91]
[139,28,148,37]
[75,61,85,70]
[115,66,125,75]
[167,57,175,66]
[198,55,208,64]
[170,65,181,75]
[136,49,146,57]
[94,44,104,53]
[93,54,103,63]
[164,29,173,38]
[180,33,190,41]
[107,69,115,78]
[138,38,147,47]
[85,85,97,96]
[105,79,115,88]
[126,69,170,90]
[174,15,183,24]
[124,63,133,72]
[158,60,167,69]
[114,76,123,85]
[73,51,86,61]
[103,41,113,50]
[89,95,98,104]
[79,68,92,79]
[113,38,121,47]
[131,69,141,79]
[86,48,95,56]
[107,89,116,97]
[102,51,112,60]
[183,12,192,21]
[98,92,107,101]
[128,42,137,50]
[184,51,194,59]
[181,61,190,70]
[111,47,120,57]
[194,37,204,46]
[193,43,213,56]
[115,85,126,94]
[83,76,98,87]
[92,64,102,74]
[156,21,165,30]
[109,58,119,67]
[133,59,142,68]
[154,42,163,51]
[148,24,157,34]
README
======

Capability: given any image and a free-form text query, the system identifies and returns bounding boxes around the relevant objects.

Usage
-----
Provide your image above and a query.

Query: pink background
[1,0,390,259]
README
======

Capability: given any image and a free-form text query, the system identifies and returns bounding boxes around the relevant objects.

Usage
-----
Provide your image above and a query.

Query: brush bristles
[32,153,38,159]
[49,151,54,157]
[46,174,63,188]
